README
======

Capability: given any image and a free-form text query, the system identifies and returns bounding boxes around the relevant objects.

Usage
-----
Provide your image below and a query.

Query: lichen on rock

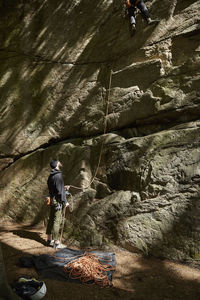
[0,0,200,260]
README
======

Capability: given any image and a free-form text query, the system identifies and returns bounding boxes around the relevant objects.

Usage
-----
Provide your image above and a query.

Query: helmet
[12,276,47,299]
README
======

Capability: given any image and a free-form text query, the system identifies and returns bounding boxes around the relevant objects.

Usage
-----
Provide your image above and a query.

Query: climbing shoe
[147,18,160,25]
[131,23,136,35]
[46,240,54,247]
[53,242,67,250]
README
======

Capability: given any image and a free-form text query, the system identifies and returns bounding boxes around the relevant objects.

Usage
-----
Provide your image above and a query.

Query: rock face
[0,244,20,299]
[0,0,200,260]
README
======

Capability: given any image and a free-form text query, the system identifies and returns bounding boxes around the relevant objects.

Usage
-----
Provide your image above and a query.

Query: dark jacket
[47,169,67,208]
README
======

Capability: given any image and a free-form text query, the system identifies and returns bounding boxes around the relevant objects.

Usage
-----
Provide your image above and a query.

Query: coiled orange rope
[63,252,115,287]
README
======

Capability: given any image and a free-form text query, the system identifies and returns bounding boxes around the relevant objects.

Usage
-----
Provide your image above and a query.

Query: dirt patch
[1,222,200,300]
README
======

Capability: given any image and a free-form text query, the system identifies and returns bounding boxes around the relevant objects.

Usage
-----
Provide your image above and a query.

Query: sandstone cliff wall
[0,0,200,260]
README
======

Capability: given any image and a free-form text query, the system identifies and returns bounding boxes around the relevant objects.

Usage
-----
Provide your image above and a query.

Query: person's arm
[54,173,67,205]
[47,177,54,198]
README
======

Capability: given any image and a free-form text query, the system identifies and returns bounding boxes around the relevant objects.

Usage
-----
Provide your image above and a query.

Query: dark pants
[46,205,62,240]
[128,0,150,25]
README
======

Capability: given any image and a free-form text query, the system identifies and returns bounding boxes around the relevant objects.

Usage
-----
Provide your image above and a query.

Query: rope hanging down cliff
[69,3,126,192]
[69,68,113,192]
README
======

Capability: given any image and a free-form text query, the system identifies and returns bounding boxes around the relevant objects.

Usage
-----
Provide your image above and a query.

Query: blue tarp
[19,248,116,285]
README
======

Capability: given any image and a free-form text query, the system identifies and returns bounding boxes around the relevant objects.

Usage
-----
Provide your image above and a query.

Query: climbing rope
[49,251,135,292]
[67,193,74,213]
[69,4,125,193]
[88,68,113,186]
[66,69,113,196]
[65,69,113,214]
[63,252,115,287]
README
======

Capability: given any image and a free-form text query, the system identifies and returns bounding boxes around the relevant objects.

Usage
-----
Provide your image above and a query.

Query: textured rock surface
[0,0,200,260]
[0,244,20,299]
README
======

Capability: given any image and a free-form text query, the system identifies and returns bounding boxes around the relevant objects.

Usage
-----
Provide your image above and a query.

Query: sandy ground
[1,221,200,300]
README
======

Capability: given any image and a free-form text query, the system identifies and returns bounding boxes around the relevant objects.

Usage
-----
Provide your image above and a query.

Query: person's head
[50,160,62,170]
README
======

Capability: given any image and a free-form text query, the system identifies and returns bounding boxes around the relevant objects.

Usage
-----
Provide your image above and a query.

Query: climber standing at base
[46,159,70,250]
[125,0,159,35]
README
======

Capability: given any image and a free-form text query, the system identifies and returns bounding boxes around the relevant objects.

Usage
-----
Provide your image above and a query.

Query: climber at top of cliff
[125,0,159,35]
